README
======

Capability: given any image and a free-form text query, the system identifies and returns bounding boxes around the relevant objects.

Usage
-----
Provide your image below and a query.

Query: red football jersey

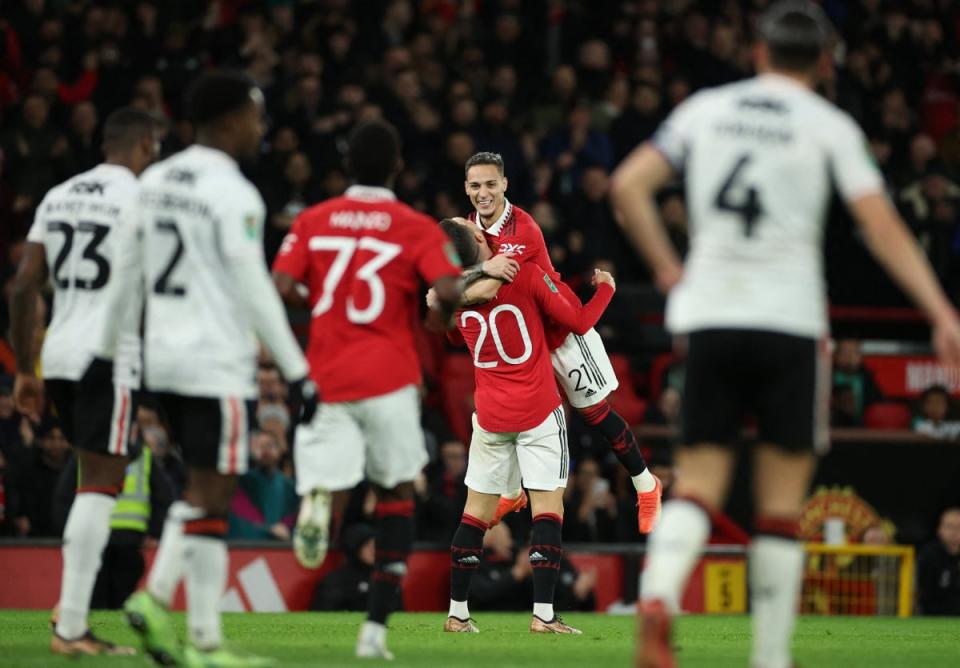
[455,262,614,433]
[273,185,462,402]
[470,200,582,349]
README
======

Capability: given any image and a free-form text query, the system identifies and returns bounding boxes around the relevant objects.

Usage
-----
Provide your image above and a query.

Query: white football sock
[751,537,804,668]
[448,599,470,620]
[184,534,228,650]
[56,493,116,639]
[533,602,554,621]
[632,468,657,493]
[639,499,711,612]
[147,501,198,606]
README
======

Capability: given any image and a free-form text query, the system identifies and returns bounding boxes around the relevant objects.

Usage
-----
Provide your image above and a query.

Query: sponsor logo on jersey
[528,551,548,562]
[458,555,480,565]
[499,243,525,255]
[165,168,196,185]
[542,273,559,294]
[69,181,106,195]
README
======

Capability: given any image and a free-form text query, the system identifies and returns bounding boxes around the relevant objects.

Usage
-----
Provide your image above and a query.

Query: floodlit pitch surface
[1,611,957,667]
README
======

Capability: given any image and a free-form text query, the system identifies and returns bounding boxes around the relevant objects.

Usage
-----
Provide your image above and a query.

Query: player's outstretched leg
[52,450,136,657]
[526,494,581,635]
[357,485,416,660]
[750,446,815,668]
[446,488,500,633]
[294,487,333,569]
[178,471,275,668]
[578,400,661,533]
[125,500,193,665]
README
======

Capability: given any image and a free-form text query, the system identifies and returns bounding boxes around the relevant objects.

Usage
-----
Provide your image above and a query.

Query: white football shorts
[293,384,428,494]
[551,328,619,408]
[464,408,569,495]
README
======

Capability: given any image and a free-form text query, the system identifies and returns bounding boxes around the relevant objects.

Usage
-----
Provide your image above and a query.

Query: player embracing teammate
[437,218,616,634]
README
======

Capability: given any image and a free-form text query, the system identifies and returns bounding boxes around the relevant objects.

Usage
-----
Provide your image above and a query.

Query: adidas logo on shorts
[458,555,480,565]
[529,551,548,562]
[585,389,597,397]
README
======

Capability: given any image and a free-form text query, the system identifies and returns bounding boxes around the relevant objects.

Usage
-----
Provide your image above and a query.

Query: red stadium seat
[606,353,647,425]
[440,353,476,443]
[863,402,913,430]
[648,352,679,402]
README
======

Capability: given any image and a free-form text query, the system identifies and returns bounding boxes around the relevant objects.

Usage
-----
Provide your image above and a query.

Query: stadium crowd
[2,0,960,588]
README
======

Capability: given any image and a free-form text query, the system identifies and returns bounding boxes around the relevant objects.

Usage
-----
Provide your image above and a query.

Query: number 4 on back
[714,153,765,238]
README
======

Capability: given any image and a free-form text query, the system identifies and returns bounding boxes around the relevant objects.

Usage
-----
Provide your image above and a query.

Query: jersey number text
[47,220,110,290]
[308,236,402,324]
[153,219,187,296]
[714,153,766,238]
[461,305,533,368]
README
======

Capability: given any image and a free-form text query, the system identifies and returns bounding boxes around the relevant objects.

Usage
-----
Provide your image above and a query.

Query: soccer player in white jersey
[610,3,960,667]
[100,71,316,668]
[10,108,160,657]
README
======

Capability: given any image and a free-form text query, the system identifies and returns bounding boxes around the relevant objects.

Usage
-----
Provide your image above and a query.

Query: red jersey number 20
[309,236,402,324]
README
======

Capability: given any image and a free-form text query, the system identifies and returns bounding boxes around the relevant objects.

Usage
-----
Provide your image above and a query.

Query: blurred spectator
[16,418,70,537]
[228,430,298,540]
[643,386,681,427]
[0,448,23,536]
[257,402,291,456]
[564,457,618,543]
[311,523,378,612]
[913,386,960,441]
[265,151,321,261]
[832,339,882,424]
[0,379,32,472]
[416,439,468,541]
[917,507,960,616]
[470,522,596,612]
[66,101,100,174]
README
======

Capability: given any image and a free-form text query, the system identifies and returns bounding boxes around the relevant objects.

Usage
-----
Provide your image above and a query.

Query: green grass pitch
[1,610,958,667]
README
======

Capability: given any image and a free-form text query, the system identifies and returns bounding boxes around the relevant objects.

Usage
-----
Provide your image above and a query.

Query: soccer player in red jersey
[461,152,662,533]
[272,120,475,660]
[438,219,615,635]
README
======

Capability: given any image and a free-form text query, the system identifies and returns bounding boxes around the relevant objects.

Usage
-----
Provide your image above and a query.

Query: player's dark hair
[346,120,401,186]
[102,107,159,154]
[185,69,259,127]
[464,151,504,177]
[440,219,480,267]
[759,1,832,73]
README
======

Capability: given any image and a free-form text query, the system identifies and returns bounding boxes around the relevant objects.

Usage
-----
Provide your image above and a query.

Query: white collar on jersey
[477,198,513,236]
[187,144,238,168]
[345,185,396,201]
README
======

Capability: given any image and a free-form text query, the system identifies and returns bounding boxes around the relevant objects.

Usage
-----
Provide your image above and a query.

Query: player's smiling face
[465,164,508,224]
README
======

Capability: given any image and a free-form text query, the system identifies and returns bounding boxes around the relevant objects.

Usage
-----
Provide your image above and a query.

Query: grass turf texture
[1,611,958,667]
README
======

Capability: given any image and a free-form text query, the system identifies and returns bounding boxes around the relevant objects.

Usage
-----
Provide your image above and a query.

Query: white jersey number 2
[461,304,533,368]
[308,236,402,324]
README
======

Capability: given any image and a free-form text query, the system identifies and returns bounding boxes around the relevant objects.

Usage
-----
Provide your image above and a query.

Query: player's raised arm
[610,143,683,294]
[825,115,960,366]
[531,266,615,336]
[220,188,312,388]
[9,238,47,421]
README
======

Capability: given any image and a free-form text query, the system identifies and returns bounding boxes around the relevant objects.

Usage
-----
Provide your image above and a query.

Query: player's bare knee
[77,449,128,489]
[528,488,564,518]
[463,489,499,523]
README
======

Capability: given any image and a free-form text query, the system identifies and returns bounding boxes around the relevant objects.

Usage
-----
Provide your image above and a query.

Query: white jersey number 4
[308,236,402,324]
[714,153,766,238]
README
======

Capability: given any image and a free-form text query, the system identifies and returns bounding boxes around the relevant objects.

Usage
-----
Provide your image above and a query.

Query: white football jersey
[655,73,885,338]
[27,164,142,387]
[138,145,307,398]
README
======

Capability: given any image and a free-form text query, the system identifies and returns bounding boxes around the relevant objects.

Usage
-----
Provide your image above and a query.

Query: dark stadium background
[1,0,960,613]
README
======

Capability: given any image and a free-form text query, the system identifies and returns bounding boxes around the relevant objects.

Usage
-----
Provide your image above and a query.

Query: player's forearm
[229,258,309,381]
[461,276,502,306]
[610,144,682,279]
[552,284,615,335]
[10,274,39,375]
[855,195,957,325]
